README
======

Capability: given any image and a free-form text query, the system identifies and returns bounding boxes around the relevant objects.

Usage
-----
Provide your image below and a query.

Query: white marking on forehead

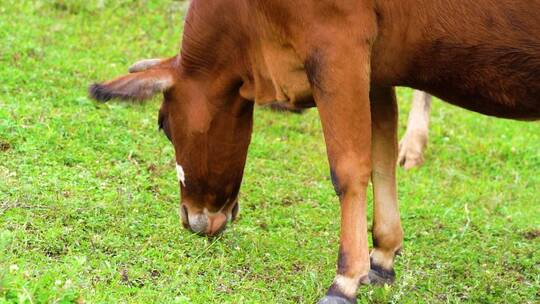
[176,163,186,186]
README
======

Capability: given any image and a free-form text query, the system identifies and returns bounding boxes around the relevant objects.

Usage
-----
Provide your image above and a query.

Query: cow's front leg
[309,43,374,304]
[369,86,403,284]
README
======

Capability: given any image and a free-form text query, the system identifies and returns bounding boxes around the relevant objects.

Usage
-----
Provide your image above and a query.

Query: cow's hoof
[317,295,355,304]
[398,132,427,169]
[368,263,395,285]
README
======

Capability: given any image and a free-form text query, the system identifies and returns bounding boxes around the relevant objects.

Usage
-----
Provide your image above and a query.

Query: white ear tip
[128,59,162,73]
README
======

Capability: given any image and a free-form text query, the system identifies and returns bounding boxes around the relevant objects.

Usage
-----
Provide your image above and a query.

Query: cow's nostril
[181,205,189,220]
[181,205,190,229]
[206,213,227,236]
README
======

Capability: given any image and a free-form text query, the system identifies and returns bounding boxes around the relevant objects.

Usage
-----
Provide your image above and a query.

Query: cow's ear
[89,58,175,102]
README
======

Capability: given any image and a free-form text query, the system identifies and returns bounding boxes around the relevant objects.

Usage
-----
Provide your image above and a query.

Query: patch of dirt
[0,142,11,152]
[147,164,158,175]
[119,268,129,283]
[282,195,305,207]
[281,196,295,207]
[12,53,21,63]
[522,229,540,240]
[291,262,303,274]
[149,269,161,279]
[216,283,233,294]
[258,221,268,231]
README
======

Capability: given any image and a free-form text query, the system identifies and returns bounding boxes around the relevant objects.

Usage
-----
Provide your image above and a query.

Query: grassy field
[1,1,539,303]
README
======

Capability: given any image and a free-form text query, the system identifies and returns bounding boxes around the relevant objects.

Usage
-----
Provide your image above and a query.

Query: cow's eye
[158,111,172,142]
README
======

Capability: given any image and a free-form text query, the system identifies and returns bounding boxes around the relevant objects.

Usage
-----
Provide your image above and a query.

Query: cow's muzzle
[180,201,239,236]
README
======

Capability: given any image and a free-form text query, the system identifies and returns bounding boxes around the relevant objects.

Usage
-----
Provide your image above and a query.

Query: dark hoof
[318,295,355,304]
[368,263,395,285]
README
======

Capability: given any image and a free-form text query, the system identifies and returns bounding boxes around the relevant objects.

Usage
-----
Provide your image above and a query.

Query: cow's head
[89,56,254,236]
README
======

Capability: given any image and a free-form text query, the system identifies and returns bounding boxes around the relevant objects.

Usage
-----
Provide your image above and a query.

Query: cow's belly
[423,84,540,120]
[402,40,540,120]
[372,0,540,120]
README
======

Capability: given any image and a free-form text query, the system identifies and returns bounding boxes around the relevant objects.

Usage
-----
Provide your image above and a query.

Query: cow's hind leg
[369,86,403,285]
[398,90,432,169]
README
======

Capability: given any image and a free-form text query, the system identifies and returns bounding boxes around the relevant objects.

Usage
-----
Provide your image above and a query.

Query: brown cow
[89,1,540,303]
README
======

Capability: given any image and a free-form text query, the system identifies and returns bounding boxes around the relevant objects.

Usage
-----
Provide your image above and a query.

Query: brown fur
[89,0,540,301]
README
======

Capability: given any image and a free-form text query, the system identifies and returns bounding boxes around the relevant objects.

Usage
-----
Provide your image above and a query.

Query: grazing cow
[89,1,540,303]
[399,90,432,169]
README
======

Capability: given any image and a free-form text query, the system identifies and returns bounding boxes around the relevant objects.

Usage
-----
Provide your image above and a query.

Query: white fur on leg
[333,275,359,298]
[370,249,395,270]
[398,90,432,169]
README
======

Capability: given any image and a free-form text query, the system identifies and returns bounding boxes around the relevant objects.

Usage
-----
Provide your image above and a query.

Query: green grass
[1,1,539,303]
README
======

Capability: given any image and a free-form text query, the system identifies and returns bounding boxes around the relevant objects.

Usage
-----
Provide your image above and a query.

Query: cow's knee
[330,158,371,198]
